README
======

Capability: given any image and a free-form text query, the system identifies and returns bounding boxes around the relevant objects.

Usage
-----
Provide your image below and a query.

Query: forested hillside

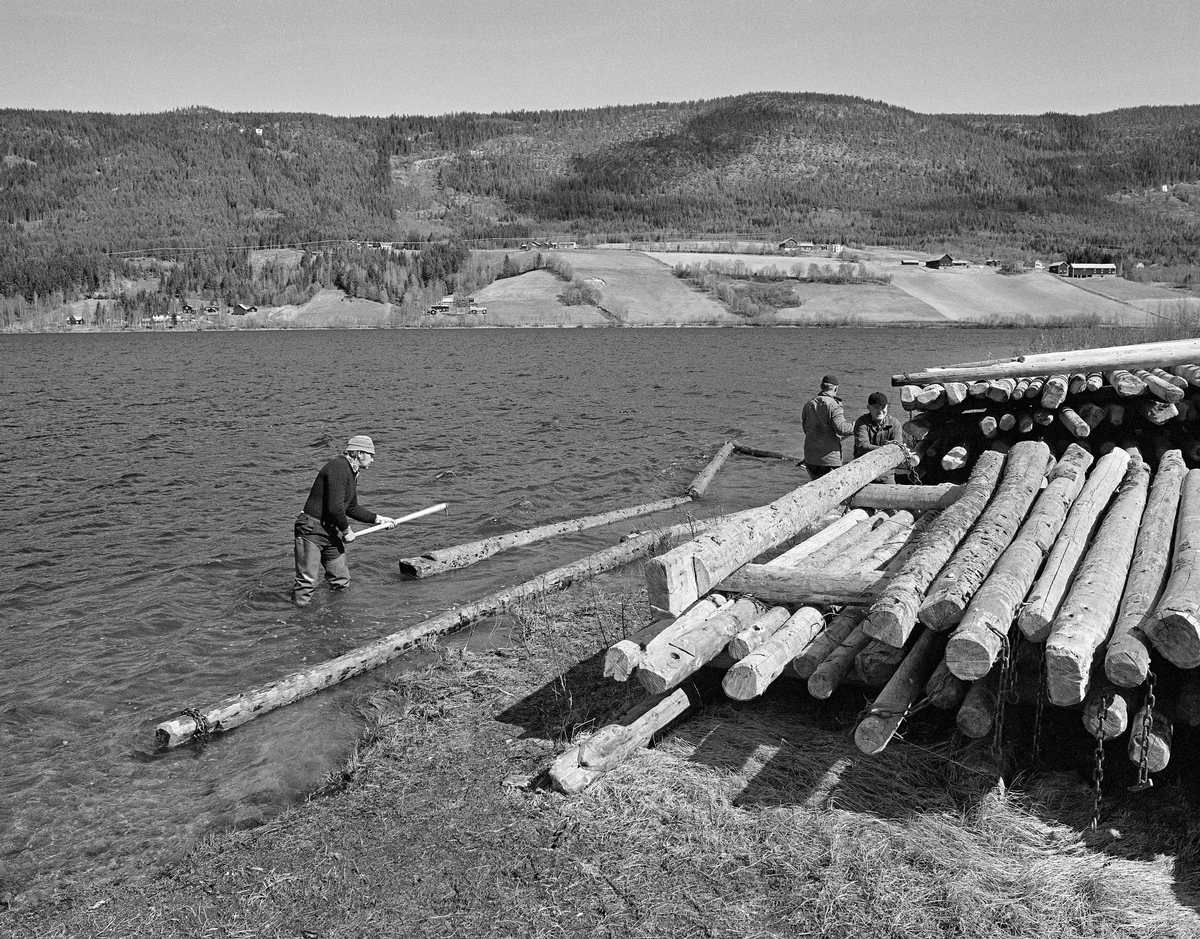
[2,93,1199,304]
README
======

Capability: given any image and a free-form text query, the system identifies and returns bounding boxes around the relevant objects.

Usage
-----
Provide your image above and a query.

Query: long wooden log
[156,521,716,748]
[808,624,872,699]
[1018,448,1131,641]
[718,566,889,606]
[773,508,870,566]
[1146,470,1200,667]
[687,441,735,497]
[549,688,693,793]
[855,629,946,754]
[603,595,728,681]
[732,443,797,460]
[790,607,867,680]
[918,441,1051,631]
[855,638,909,687]
[944,445,1094,680]
[726,606,792,659]
[1045,458,1150,706]
[399,493,693,577]
[848,483,962,512]
[646,445,907,616]
[890,339,1200,385]
[1041,375,1069,409]
[638,598,766,694]
[1107,369,1148,397]
[722,607,826,700]
[1106,450,1187,687]
[861,450,1006,647]
[1132,368,1185,403]
[1082,676,1130,741]
[925,657,969,709]
[956,672,999,738]
[797,513,885,571]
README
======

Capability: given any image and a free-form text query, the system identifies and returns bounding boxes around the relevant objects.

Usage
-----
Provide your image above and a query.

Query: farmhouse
[1064,262,1117,278]
[925,253,954,269]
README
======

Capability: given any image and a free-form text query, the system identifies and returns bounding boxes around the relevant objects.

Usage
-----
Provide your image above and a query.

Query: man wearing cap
[292,435,396,606]
[801,374,854,479]
[854,392,908,484]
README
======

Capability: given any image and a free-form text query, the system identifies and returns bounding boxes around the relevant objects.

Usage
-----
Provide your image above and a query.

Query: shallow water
[0,326,1036,900]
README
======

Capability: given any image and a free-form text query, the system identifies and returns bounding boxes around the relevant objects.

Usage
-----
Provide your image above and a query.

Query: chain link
[992,632,1019,759]
[1090,692,1112,831]
[1031,647,1047,765]
[1129,670,1157,793]
[184,707,211,747]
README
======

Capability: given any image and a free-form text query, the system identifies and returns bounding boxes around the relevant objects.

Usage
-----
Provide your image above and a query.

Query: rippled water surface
[0,326,1037,900]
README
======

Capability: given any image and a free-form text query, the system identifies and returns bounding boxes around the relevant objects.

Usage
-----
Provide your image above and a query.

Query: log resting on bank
[399,493,693,577]
[791,607,868,681]
[687,441,736,497]
[718,566,891,606]
[848,483,962,512]
[645,445,907,616]
[890,338,1200,385]
[1146,470,1200,668]
[808,624,872,699]
[1045,458,1150,707]
[1019,448,1131,642]
[637,598,767,694]
[603,595,728,681]
[1082,676,1130,741]
[925,658,969,709]
[855,629,946,755]
[862,450,1006,648]
[957,672,1000,738]
[945,445,1094,680]
[918,441,1051,631]
[156,517,725,748]
[722,607,826,700]
[1106,450,1187,687]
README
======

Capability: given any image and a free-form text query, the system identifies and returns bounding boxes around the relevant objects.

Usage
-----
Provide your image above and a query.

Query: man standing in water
[801,374,854,479]
[292,435,396,606]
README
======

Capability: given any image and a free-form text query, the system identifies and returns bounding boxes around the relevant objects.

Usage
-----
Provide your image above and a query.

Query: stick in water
[354,503,448,538]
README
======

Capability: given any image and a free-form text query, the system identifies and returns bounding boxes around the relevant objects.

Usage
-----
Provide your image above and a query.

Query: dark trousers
[292,513,350,606]
[804,463,836,480]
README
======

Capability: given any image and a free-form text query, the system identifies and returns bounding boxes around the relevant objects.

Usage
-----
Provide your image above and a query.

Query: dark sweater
[302,456,377,532]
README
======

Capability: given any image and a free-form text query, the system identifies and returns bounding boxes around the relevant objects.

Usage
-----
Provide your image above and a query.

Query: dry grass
[8,580,1200,938]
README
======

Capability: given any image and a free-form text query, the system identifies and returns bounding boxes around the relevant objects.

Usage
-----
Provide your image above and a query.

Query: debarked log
[1045,458,1150,706]
[855,628,946,755]
[156,521,718,748]
[718,566,890,606]
[722,607,826,700]
[549,687,694,794]
[646,445,907,616]
[399,493,693,577]
[956,671,1000,738]
[1128,704,1172,774]
[808,624,872,699]
[1082,675,1130,741]
[726,605,792,659]
[855,637,909,687]
[637,597,767,694]
[603,594,728,681]
[687,441,736,497]
[848,483,962,512]
[1146,469,1200,668]
[791,607,867,680]
[925,658,969,709]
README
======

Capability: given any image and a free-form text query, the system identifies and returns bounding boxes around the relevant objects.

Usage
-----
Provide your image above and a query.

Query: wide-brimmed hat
[346,435,376,454]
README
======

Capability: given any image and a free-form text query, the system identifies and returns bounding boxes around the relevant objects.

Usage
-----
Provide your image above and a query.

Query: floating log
[808,624,872,699]
[726,606,792,659]
[1045,458,1150,706]
[1082,676,1130,741]
[646,446,907,616]
[157,519,722,748]
[848,482,962,512]
[1018,448,1131,642]
[918,440,1051,631]
[925,657,969,709]
[638,598,766,694]
[956,672,999,738]
[945,445,1094,679]
[890,338,1200,385]
[687,441,735,497]
[603,595,727,681]
[732,443,796,460]
[790,607,867,680]
[854,629,946,754]
[549,688,693,793]
[717,566,890,607]
[1147,469,1200,667]
[1128,703,1172,774]
[862,450,1006,647]
[722,607,825,700]
[1106,450,1187,687]
[399,493,693,577]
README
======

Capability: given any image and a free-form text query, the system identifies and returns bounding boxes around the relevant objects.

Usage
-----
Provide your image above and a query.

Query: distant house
[1065,262,1117,278]
[233,303,257,316]
[925,253,954,269]
[984,258,1000,267]
[67,312,85,325]
[900,259,921,266]
[1047,261,1068,275]
[778,238,799,251]
[1032,260,1044,270]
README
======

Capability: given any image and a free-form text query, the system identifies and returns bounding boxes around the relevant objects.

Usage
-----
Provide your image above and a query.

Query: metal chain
[184,707,211,747]
[1031,646,1047,765]
[1090,692,1112,831]
[992,633,1018,759]
[1129,670,1157,793]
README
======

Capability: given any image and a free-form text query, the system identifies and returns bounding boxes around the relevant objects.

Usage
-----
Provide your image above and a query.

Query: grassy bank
[8,577,1200,938]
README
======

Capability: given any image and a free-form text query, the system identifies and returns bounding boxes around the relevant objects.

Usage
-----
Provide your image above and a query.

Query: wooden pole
[854,629,946,754]
[956,672,999,738]
[891,339,1200,385]
[354,502,448,538]
[808,624,872,699]
[722,607,826,700]
[855,638,909,687]
[1106,450,1187,687]
[790,607,867,680]
[1018,448,1130,641]
[637,598,766,694]
[603,595,728,681]
[399,494,692,577]
[1146,469,1200,668]
[646,445,907,616]
[687,441,735,497]
[1045,458,1150,706]
[848,483,962,512]
[944,445,1093,680]
[726,606,792,659]
[717,567,890,606]
[862,450,1006,647]
[156,519,723,748]
[918,441,1051,631]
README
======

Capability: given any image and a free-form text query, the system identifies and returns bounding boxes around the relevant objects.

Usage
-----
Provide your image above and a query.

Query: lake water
[0,326,1037,903]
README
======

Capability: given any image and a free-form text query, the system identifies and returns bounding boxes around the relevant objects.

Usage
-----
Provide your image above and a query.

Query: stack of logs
[551,339,1200,795]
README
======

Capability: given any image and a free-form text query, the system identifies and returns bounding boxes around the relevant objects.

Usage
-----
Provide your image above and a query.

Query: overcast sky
[3,0,1197,118]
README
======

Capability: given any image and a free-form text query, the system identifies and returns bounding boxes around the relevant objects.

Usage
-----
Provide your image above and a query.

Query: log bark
[717,566,890,606]
[1146,469,1200,668]
[1018,448,1131,641]
[861,450,1006,647]
[722,607,825,700]
[687,441,735,497]
[945,445,1094,680]
[156,521,717,748]
[918,441,1051,631]
[646,445,907,616]
[638,598,766,694]
[549,688,693,793]
[1082,676,1130,741]
[925,657,969,709]
[855,629,946,754]
[1106,450,1187,687]
[890,339,1200,385]
[399,494,693,577]
[726,606,792,659]
[848,483,962,512]
[1045,458,1150,706]
[956,672,999,738]
[790,607,867,680]
[808,625,872,699]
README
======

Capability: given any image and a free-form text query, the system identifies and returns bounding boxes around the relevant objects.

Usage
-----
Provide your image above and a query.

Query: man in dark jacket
[292,434,396,606]
[801,374,854,479]
[853,391,908,484]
